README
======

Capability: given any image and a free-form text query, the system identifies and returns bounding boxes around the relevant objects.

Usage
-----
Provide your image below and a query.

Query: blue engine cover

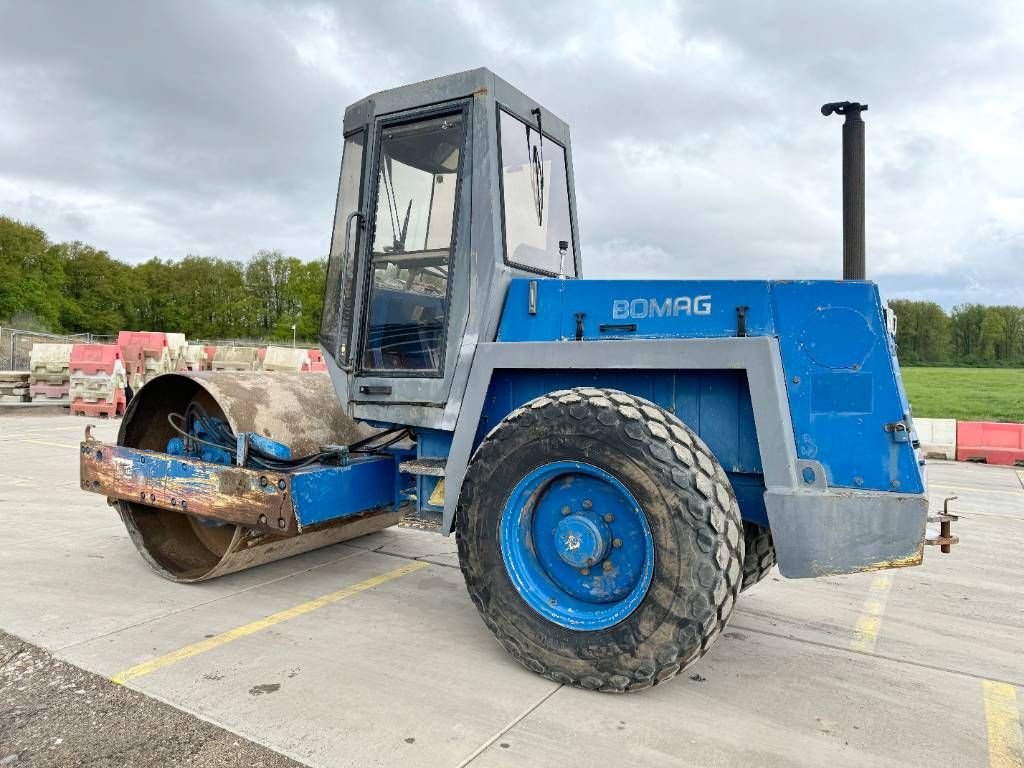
[491,279,922,505]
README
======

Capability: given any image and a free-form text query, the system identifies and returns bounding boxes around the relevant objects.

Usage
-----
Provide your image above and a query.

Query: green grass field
[901,367,1024,423]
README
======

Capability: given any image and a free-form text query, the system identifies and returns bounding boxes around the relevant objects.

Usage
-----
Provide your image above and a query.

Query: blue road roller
[80,69,955,691]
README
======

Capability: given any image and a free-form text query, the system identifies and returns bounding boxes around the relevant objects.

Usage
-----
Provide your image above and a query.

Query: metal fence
[0,327,314,371]
[0,327,110,371]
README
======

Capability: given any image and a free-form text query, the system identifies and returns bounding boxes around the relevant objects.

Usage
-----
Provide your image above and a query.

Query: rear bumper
[765,488,928,578]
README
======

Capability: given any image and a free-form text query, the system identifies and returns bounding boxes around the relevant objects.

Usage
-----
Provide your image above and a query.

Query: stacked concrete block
[70,344,127,418]
[0,371,31,403]
[28,343,73,402]
[181,344,209,372]
[262,346,312,373]
[118,331,171,388]
[166,333,188,370]
[305,349,328,372]
[211,346,262,372]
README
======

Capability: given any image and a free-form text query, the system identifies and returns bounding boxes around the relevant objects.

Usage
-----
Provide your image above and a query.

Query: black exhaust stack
[822,101,868,280]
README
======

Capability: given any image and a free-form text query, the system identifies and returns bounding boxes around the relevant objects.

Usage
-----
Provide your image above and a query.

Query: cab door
[352,102,471,406]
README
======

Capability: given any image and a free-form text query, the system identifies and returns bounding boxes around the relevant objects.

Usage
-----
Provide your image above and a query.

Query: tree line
[4,215,1023,365]
[887,300,1024,366]
[0,216,327,342]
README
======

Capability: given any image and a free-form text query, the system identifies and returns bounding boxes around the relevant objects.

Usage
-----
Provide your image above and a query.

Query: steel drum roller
[114,372,394,582]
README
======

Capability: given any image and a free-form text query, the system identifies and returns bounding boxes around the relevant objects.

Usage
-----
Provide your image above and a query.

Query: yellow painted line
[111,560,428,685]
[850,572,894,653]
[0,426,96,441]
[1,426,84,438]
[983,680,1024,768]
[931,483,1024,497]
[19,438,77,449]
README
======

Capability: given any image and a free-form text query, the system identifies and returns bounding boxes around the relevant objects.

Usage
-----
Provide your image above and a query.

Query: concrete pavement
[1,413,1021,767]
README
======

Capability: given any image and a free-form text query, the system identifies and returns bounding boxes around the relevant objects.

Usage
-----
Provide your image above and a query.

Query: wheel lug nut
[582,499,593,509]
[603,560,613,572]
[561,505,571,516]
[612,538,623,548]
[604,513,614,523]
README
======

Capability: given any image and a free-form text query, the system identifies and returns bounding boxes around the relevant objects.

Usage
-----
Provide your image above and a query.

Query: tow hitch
[925,496,959,554]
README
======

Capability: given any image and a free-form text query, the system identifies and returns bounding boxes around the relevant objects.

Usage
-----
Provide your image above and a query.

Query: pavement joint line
[457,683,563,768]
[54,547,373,653]
[0,525,125,550]
[343,541,461,570]
[413,553,459,569]
[946,509,1024,523]
[932,483,1024,497]
[850,572,894,653]
[983,680,1024,768]
[730,622,1024,688]
[109,560,429,685]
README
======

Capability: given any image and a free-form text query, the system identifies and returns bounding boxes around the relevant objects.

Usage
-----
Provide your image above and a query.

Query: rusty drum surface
[114,372,394,583]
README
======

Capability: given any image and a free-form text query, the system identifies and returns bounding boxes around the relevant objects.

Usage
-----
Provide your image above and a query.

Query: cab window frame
[495,104,577,278]
[329,127,367,368]
[356,99,471,378]
[321,126,370,366]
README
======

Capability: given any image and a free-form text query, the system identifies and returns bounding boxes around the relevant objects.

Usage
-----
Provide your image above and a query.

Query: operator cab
[319,68,580,429]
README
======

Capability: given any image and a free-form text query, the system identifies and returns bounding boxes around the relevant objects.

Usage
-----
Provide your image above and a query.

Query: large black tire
[456,387,744,692]
[741,523,776,592]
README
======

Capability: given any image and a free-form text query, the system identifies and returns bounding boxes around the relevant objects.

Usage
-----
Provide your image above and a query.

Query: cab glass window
[362,111,465,372]
[319,130,365,364]
[498,108,575,276]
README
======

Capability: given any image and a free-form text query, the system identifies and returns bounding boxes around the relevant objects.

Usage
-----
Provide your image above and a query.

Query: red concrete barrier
[29,382,70,400]
[117,331,168,354]
[70,344,123,375]
[118,331,171,384]
[70,343,126,417]
[300,349,326,372]
[72,390,126,418]
[956,421,1024,466]
[120,345,145,377]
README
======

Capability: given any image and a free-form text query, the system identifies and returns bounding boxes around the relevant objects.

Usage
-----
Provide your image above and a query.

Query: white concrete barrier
[165,332,188,368]
[212,346,261,372]
[914,417,957,460]
[262,346,311,372]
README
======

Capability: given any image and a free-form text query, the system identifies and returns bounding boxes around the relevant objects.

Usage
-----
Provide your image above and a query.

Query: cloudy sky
[2,1,1022,308]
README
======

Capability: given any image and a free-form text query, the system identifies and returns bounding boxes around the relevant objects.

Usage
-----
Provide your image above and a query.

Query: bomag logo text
[611,296,712,319]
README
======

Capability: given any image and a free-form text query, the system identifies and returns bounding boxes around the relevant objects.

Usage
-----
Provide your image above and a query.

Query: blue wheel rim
[500,461,655,631]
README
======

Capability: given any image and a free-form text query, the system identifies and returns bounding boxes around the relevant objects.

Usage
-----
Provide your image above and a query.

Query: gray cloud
[1,0,1021,308]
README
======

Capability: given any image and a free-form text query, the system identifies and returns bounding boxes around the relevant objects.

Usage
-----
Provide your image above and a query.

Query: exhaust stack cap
[821,101,868,119]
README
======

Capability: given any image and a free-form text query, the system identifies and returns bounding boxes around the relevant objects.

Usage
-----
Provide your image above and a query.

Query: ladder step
[399,458,446,477]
